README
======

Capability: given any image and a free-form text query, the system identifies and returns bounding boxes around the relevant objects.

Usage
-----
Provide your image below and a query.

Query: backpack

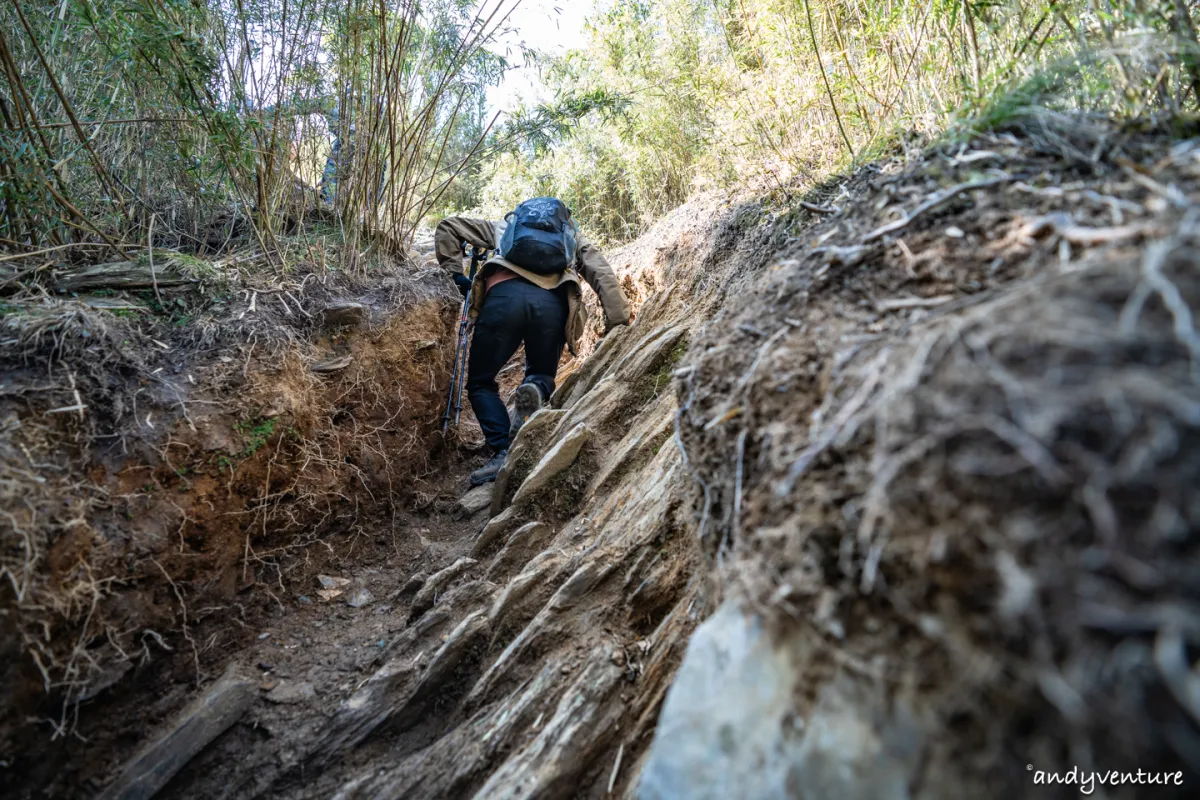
[498,197,578,274]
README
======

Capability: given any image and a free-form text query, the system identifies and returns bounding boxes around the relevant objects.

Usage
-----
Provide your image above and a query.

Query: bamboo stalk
[802,0,855,156]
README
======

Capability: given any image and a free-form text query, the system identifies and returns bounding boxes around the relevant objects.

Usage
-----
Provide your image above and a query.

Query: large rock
[510,423,591,507]
[638,601,924,800]
[491,409,567,516]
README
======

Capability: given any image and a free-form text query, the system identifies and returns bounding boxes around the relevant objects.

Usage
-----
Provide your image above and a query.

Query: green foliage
[478,0,1198,245]
[0,0,515,271]
[235,416,277,457]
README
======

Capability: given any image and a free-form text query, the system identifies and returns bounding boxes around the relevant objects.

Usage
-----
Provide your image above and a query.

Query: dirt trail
[27,190,741,799]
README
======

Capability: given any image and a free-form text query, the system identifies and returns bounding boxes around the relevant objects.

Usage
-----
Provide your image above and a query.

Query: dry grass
[675,115,1200,793]
[0,247,458,753]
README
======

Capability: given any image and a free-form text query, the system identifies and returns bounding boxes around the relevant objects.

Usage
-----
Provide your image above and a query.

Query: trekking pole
[442,245,486,432]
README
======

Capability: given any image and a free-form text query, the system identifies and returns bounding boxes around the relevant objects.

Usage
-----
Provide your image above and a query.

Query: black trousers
[467,279,567,452]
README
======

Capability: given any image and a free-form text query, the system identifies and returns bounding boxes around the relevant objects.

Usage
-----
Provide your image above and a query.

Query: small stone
[316,589,344,602]
[945,226,965,238]
[297,595,312,605]
[265,681,316,705]
[322,301,368,328]
[310,355,353,374]
[612,649,627,667]
[346,588,375,608]
[318,575,350,590]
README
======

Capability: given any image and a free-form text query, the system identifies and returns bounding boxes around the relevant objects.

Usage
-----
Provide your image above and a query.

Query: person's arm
[576,238,631,331]
[434,216,496,295]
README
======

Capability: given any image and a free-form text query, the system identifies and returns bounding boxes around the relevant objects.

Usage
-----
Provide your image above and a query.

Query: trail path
[78,196,738,799]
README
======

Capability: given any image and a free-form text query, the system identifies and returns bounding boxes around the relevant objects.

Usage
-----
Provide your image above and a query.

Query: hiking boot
[469,449,508,486]
[509,383,544,439]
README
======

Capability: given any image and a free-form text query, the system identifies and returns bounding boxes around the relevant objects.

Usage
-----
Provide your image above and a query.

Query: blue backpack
[499,197,578,274]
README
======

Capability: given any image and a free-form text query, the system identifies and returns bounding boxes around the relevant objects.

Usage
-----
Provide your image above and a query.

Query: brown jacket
[434,215,630,355]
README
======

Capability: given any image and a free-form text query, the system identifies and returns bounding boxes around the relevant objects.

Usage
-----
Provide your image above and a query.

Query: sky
[485,1,593,114]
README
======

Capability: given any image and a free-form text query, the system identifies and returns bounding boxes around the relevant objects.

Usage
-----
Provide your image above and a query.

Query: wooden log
[98,666,256,800]
[54,261,194,293]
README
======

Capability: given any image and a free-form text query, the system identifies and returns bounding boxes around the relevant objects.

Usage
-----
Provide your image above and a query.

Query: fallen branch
[53,261,193,292]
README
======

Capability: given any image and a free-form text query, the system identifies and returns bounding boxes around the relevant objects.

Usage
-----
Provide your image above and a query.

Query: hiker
[436,198,631,486]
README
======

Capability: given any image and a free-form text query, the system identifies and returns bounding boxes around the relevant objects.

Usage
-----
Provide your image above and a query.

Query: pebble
[265,681,316,705]
[346,588,375,608]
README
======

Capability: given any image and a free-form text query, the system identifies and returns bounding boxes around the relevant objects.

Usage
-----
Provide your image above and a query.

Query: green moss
[628,334,690,411]
[234,416,277,456]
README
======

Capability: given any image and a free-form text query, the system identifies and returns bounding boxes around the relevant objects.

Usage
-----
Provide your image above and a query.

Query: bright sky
[485,1,593,114]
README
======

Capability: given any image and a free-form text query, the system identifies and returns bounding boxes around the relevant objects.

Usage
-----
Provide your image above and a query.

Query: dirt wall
[0,262,459,771]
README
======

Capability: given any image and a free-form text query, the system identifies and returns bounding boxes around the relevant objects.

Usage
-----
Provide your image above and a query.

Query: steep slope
[645,115,1200,797]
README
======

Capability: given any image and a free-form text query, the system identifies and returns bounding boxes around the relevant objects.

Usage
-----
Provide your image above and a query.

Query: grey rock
[409,557,477,618]
[638,601,925,800]
[323,301,368,328]
[346,588,375,608]
[266,681,317,705]
[510,423,590,507]
[454,484,493,519]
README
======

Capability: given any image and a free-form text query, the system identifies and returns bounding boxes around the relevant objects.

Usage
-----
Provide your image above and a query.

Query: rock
[454,484,493,519]
[266,681,317,705]
[398,572,427,596]
[97,666,256,800]
[488,552,567,629]
[323,301,368,328]
[408,557,478,619]
[469,657,625,800]
[346,588,375,608]
[510,423,591,507]
[612,323,686,383]
[491,409,567,516]
[484,522,553,581]
[472,506,520,556]
[588,405,674,495]
[311,355,354,373]
[638,601,923,800]
[318,575,350,590]
[548,378,625,444]
[638,602,799,800]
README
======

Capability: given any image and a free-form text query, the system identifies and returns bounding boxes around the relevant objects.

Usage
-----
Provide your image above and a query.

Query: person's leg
[466,282,523,453]
[520,283,568,401]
